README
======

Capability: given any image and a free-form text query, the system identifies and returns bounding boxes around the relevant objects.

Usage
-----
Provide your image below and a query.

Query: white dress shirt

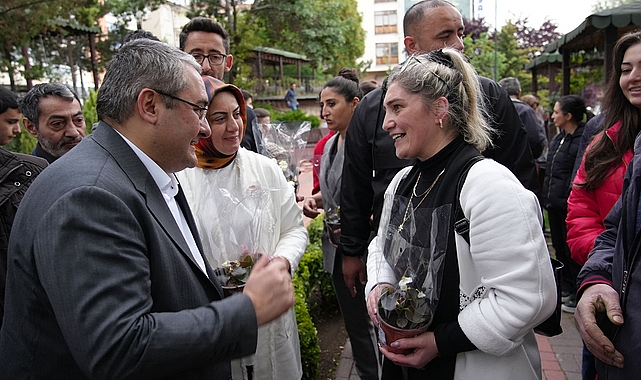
[115,130,208,276]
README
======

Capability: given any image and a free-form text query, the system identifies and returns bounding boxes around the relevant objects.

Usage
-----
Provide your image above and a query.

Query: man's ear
[23,118,39,138]
[224,54,233,73]
[137,89,161,124]
[404,36,418,56]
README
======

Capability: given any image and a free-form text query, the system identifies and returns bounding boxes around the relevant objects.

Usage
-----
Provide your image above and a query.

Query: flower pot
[324,221,341,246]
[221,284,245,298]
[378,317,428,355]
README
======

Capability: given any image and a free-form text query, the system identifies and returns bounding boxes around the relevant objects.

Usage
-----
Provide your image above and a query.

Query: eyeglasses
[154,89,208,121]
[400,55,452,93]
[190,53,227,66]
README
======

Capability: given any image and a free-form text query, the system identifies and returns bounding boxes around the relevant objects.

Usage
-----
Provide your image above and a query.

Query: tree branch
[0,0,50,16]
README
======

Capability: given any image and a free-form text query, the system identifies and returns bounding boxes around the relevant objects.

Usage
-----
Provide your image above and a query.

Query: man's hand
[574,284,625,368]
[244,255,294,326]
[379,331,439,369]
[343,255,366,297]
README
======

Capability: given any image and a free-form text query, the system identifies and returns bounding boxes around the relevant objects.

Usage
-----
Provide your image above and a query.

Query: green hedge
[294,216,336,379]
[252,105,321,129]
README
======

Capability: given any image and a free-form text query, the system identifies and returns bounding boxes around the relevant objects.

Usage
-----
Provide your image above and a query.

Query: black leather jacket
[542,125,585,210]
[0,149,47,326]
[338,76,538,257]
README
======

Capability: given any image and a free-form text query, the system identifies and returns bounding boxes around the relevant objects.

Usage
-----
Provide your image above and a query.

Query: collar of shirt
[114,129,177,199]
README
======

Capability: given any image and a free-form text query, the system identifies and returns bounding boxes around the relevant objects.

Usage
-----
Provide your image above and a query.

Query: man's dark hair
[121,29,160,45]
[404,0,454,37]
[0,87,18,115]
[498,77,521,97]
[359,80,379,96]
[241,89,253,102]
[179,17,230,53]
[19,83,80,128]
[254,108,270,119]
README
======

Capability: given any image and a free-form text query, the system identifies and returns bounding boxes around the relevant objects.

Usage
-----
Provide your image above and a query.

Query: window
[375,11,397,34]
[376,43,398,65]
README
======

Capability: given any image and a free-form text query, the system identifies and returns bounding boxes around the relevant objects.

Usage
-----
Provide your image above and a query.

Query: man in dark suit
[0,39,294,380]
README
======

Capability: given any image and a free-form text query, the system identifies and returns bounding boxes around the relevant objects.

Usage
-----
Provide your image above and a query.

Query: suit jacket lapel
[91,122,220,293]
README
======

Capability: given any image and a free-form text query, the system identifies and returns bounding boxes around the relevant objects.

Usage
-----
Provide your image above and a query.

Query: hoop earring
[439,119,443,129]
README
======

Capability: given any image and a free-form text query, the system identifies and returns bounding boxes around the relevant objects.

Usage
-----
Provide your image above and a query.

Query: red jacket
[566,121,633,264]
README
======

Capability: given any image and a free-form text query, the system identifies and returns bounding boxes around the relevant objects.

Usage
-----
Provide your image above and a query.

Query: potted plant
[377,276,434,354]
[323,206,341,246]
[215,252,260,297]
[255,121,311,196]
[275,158,299,194]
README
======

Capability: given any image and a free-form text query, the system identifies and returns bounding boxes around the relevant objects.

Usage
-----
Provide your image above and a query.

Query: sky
[475,0,599,34]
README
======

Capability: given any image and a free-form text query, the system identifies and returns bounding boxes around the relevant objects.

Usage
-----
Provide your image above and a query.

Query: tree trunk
[68,43,79,97]
[21,45,32,90]
[2,47,16,92]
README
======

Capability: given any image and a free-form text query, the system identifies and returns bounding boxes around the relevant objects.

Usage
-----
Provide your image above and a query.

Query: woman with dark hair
[567,29,641,380]
[302,69,382,380]
[364,49,556,379]
[177,76,307,380]
[542,94,586,313]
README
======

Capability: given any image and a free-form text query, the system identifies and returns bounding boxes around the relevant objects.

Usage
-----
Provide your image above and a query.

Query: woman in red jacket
[567,121,634,266]
[566,29,641,380]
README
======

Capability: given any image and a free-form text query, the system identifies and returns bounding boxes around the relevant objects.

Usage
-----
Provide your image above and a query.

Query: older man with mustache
[20,83,86,163]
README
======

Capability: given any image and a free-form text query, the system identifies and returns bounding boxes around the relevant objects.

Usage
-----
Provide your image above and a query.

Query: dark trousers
[582,343,597,380]
[547,207,582,294]
[332,253,381,380]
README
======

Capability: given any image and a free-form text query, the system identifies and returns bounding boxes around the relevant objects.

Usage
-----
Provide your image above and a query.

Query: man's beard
[38,135,82,158]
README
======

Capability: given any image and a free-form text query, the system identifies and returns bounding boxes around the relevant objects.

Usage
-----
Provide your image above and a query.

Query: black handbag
[453,156,563,337]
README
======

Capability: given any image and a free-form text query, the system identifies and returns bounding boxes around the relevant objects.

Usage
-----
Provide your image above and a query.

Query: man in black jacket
[499,76,547,159]
[336,1,539,375]
[0,87,47,327]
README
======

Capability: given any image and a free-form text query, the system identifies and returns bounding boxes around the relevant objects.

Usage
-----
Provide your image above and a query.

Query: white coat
[178,148,307,380]
[366,159,557,380]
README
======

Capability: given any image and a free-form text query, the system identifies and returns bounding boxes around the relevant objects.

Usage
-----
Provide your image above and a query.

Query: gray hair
[19,83,80,128]
[498,77,521,97]
[388,48,493,151]
[97,39,201,124]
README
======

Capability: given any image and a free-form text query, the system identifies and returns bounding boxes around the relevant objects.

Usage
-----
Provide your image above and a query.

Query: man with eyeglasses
[0,39,295,379]
[180,17,259,153]
[336,1,538,379]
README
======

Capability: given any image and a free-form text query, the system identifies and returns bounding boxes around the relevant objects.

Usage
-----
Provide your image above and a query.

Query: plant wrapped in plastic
[253,120,311,193]
[375,193,450,353]
[194,186,276,297]
[215,250,262,296]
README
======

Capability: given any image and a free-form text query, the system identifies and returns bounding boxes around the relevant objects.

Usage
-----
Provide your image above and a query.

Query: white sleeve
[457,160,557,356]
[260,155,308,274]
